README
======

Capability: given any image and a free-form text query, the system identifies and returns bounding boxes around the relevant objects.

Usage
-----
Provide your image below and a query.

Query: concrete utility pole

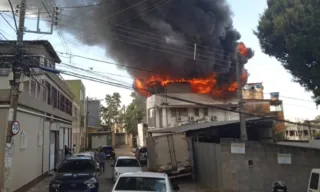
[3,0,26,192]
[235,60,247,141]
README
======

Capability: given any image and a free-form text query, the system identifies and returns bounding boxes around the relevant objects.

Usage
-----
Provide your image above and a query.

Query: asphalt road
[27,145,205,192]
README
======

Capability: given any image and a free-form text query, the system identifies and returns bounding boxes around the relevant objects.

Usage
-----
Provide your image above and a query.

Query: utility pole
[235,60,247,141]
[3,0,26,192]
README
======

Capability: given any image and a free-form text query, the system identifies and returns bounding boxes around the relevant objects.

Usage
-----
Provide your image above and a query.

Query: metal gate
[193,142,221,191]
[115,133,125,146]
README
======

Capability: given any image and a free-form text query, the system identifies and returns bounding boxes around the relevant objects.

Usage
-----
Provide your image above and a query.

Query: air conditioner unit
[211,116,218,121]
[176,116,182,122]
[189,116,195,121]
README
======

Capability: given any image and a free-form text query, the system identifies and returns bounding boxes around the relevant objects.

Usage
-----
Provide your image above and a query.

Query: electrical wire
[0,13,16,32]
[58,69,314,127]
[35,0,148,40]
[7,0,18,32]
[58,63,320,111]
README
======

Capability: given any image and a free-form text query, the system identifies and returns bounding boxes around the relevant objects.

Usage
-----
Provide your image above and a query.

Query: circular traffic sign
[11,121,20,135]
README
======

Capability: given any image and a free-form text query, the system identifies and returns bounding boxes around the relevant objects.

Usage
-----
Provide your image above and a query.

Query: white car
[111,172,180,192]
[111,156,142,182]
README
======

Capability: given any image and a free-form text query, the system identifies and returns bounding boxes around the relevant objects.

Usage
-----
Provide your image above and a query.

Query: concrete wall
[0,108,7,191]
[194,139,320,192]
[0,106,72,191]
[87,100,100,127]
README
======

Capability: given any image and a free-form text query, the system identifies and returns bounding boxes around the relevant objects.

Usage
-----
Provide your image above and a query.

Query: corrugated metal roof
[148,117,266,133]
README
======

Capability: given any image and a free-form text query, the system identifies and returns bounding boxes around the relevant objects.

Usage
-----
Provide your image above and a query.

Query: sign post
[11,121,20,136]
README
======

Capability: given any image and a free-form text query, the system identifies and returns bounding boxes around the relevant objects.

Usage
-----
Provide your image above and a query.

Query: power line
[58,62,320,111]
[58,69,312,127]
[7,0,18,31]
[116,0,171,25]
[0,13,16,32]
[35,0,149,40]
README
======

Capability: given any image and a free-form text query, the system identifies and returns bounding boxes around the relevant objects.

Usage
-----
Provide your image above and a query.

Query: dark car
[135,146,148,165]
[99,145,115,160]
[49,156,99,192]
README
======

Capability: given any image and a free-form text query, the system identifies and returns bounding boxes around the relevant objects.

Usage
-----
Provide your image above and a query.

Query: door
[49,131,56,170]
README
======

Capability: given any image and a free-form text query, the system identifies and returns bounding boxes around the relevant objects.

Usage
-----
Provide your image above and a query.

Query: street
[26,146,204,192]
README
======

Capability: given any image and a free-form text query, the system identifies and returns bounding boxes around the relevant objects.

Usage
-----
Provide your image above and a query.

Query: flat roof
[148,117,272,134]
[0,40,61,63]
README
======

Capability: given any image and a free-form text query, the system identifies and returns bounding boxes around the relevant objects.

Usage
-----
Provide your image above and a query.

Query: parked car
[49,156,100,192]
[135,146,148,165]
[111,156,142,182]
[111,172,180,191]
[73,152,99,168]
[98,145,116,159]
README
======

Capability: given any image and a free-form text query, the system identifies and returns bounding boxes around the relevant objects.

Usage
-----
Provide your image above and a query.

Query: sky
[0,0,319,121]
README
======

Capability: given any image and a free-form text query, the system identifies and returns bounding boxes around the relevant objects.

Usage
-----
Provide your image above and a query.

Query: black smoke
[1,0,253,83]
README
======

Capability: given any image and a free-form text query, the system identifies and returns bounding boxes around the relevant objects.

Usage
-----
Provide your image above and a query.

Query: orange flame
[134,71,248,98]
[134,43,249,98]
[237,42,248,57]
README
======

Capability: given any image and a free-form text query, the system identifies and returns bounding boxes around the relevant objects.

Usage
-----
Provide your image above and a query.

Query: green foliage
[255,0,320,104]
[123,92,146,132]
[101,92,121,130]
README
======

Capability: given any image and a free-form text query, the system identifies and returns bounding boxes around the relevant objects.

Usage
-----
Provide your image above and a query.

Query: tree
[123,92,146,132]
[101,92,121,130]
[255,0,320,104]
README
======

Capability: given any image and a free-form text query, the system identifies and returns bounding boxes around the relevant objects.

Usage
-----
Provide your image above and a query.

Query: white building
[146,83,239,129]
[0,40,74,191]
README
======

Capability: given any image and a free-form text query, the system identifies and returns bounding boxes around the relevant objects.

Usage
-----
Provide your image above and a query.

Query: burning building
[1,1,255,127]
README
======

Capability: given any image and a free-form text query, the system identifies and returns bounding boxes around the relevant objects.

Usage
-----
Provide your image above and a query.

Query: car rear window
[58,160,96,173]
[115,177,166,191]
[102,146,113,151]
[139,147,147,153]
[116,159,140,167]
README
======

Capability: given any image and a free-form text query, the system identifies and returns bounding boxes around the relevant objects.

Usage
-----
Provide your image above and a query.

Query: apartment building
[0,40,73,191]
[66,80,87,149]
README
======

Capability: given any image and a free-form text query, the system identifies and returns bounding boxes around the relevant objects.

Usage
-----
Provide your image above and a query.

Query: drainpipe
[41,117,45,174]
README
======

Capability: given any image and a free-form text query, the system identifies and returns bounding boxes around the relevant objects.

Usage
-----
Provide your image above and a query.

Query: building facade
[0,40,73,191]
[146,83,239,129]
[66,80,87,149]
[242,83,285,133]
[72,100,81,153]
[146,82,285,134]
[87,98,101,127]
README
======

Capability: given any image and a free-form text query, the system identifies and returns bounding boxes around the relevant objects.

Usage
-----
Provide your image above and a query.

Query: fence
[193,139,320,192]
[193,142,222,191]
[115,133,126,146]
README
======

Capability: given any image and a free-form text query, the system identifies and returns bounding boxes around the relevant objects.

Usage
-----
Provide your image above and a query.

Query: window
[309,173,319,190]
[116,159,140,167]
[171,108,188,117]
[203,108,209,116]
[194,108,199,116]
[303,130,309,136]
[115,177,166,191]
[58,160,96,173]
[149,108,155,118]
[20,131,27,149]
[289,131,294,136]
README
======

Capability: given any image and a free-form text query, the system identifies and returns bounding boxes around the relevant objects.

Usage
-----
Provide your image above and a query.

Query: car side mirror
[172,183,179,190]
[53,168,57,172]
[110,164,114,167]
